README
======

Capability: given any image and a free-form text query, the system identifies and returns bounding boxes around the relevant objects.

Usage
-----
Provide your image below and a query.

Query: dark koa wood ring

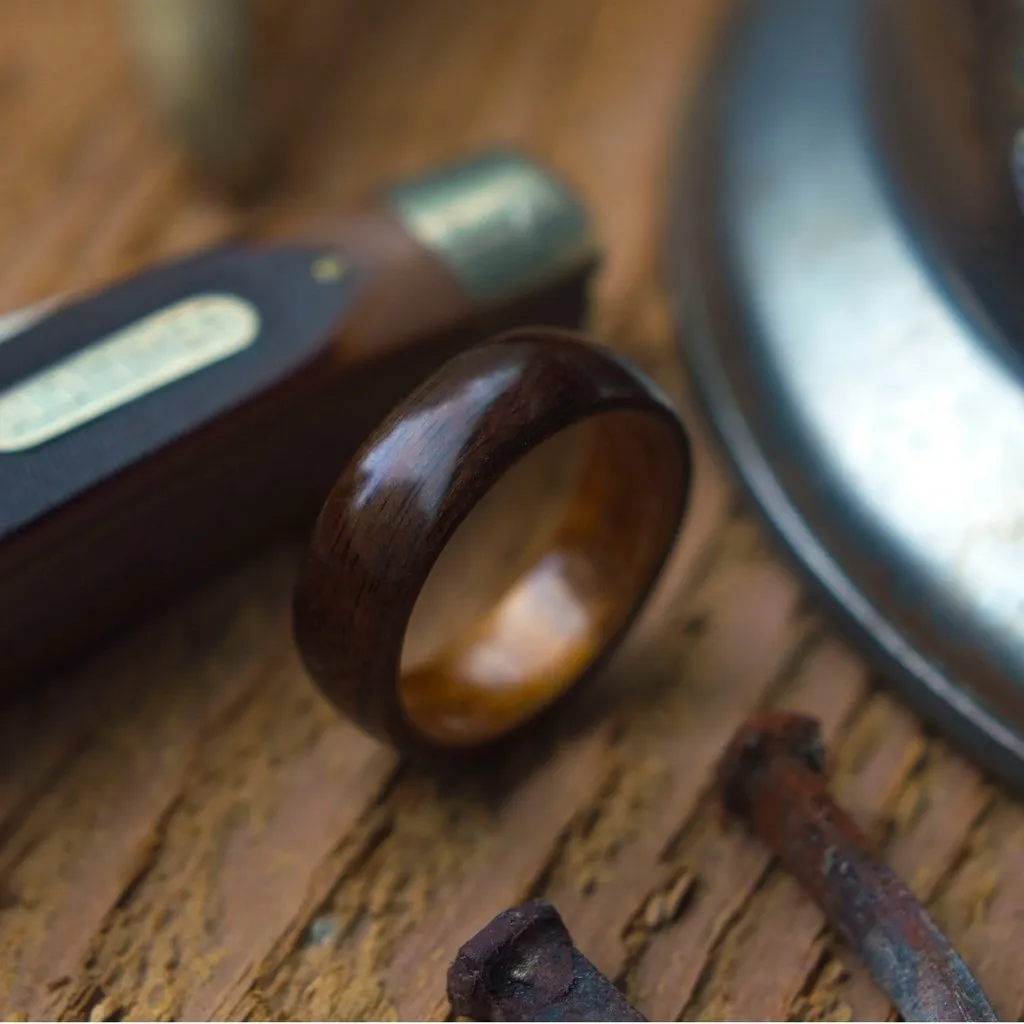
[292,327,692,755]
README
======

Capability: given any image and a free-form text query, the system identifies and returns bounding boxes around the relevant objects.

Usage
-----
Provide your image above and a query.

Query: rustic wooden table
[2,0,1022,1020]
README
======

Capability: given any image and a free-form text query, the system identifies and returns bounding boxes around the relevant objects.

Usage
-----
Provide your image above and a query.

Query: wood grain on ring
[292,328,692,753]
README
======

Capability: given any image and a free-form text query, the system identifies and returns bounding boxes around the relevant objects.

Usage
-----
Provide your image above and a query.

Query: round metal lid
[669,0,1024,786]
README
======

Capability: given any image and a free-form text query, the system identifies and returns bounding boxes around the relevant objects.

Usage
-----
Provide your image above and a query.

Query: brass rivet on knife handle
[292,327,692,755]
[282,151,601,361]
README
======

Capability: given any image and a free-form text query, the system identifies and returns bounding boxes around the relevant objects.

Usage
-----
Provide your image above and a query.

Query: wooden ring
[292,328,692,754]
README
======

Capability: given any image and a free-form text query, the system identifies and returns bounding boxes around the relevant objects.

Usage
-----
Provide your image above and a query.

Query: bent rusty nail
[719,710,999,1023]
[447,899,647,1022]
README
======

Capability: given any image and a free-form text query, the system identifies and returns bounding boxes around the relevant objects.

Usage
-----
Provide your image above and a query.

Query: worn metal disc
[669,0,1024,785]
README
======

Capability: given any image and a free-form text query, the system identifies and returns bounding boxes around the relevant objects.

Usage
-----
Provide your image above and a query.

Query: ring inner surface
[399,409,684,746]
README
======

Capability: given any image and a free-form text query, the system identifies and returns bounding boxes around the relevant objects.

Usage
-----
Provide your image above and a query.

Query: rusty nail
[719,711,999,1023]
[447,899,647,1022]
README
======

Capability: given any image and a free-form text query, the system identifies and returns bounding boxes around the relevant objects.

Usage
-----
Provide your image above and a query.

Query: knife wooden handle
[0,152,598,690]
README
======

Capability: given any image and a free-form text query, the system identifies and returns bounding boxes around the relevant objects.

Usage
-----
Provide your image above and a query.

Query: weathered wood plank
[2,1,1021,1022]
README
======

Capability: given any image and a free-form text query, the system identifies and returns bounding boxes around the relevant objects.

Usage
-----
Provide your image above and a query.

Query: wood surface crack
[111,793,186,918]
[675,855,779,1021]
[655,628,824,868]
[657,664,883,1021]
[0,730,95,861]
[523,761,628,902]
[613,635,871,1021]
[915,792,998,910]
[253,727,621,1021]
[784,942,834,1022]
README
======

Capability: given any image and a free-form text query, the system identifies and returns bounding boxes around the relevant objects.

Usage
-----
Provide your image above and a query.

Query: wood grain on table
[1,0,1022,1020]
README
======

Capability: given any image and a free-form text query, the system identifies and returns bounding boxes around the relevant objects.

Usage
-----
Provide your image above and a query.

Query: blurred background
[1,0,725,341]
